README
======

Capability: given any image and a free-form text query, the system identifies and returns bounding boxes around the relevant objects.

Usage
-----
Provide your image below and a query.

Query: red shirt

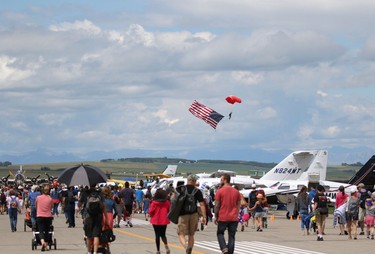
[215,186,241,222]
[335,192,348,208]
[149,200,170,225]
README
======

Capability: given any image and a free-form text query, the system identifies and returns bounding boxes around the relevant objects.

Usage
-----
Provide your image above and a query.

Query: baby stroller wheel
[31,239,37,250]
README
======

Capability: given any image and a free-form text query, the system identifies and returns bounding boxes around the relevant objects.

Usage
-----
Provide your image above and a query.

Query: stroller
[31,223,57,250]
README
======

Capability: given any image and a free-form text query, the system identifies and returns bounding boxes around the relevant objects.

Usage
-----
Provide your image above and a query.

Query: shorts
[84,214,103,238]
[116,203,123,215]
[249,210,256,218]
[124,204,133,216]
[358,208,365,222]
[254,212,263,218]
[346,212,358,222]
[365,215,375,226]
[242,214,250,221]
[177,213,199,236]
[314,213,327,225]
[136,200,143,209]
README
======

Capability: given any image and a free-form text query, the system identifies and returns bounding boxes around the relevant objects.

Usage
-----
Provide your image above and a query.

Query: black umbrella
[57,164,107,187]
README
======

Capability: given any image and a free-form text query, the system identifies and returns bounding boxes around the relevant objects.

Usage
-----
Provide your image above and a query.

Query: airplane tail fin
[348,155,375,187]
[162,165,177,177]
[260,150,328,182]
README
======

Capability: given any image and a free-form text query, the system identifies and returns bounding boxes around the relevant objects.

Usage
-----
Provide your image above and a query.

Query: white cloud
[49,19,101,35]
[1,1,375,163]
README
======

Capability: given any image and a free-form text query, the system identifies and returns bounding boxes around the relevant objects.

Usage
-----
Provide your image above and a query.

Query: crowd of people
[1,178,374,254]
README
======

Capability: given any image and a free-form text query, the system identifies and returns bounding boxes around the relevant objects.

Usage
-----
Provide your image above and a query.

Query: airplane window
[278,184,290,190]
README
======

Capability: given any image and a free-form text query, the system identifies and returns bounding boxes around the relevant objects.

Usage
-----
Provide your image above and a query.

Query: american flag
[188,100,224,129]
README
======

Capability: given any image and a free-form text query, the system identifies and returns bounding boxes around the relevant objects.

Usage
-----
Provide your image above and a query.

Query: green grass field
[0,160,360,183]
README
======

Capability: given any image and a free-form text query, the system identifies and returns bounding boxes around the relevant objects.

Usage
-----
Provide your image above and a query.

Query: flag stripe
[189,100,224,129]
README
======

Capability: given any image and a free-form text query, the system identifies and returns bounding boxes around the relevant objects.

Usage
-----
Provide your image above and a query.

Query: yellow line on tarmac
[113,228,203,254]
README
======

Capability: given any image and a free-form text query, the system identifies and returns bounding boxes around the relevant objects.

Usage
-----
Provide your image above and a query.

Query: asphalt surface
[0,209,374,254]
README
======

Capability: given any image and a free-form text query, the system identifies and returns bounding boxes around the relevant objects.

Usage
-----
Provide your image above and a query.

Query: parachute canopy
[225,95,242,104]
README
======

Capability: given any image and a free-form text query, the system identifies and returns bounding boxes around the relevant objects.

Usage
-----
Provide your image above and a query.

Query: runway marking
[113,228,203,254]
[194,241,326,254]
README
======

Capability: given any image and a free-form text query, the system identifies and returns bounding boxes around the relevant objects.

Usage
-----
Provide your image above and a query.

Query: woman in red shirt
[149,189,171,254]
[335,186,348,235]
[36,184,53,251]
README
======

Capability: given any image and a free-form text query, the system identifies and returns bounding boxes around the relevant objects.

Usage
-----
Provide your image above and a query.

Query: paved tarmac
[0,209,374,254]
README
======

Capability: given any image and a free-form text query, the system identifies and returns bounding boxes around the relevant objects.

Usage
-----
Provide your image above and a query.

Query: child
[365,192,375,239]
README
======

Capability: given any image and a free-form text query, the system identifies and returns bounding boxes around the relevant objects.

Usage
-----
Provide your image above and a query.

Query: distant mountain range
[0,146,374,165]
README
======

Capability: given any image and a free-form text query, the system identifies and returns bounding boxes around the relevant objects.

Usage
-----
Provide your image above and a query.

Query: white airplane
[153,150,331,196]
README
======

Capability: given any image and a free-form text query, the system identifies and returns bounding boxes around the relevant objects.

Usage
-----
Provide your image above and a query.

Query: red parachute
[225,95,242,119]
[225,95,242,104]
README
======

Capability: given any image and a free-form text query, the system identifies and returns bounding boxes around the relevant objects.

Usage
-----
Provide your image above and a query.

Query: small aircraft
[257,152,375,218]
[2,165,39,186]
[144,165,177,182]
[151,152,328,195]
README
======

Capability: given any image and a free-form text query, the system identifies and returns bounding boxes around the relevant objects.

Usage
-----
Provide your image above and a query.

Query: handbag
[99,229,116,243]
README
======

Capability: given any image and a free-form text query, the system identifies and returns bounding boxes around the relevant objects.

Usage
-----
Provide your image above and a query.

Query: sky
[1,0,375,164]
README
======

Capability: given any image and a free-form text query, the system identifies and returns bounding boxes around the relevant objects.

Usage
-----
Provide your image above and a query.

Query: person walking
[247,184,258,229]
[214,174,241,254]
[35,184,53,251]
[357,183,371,235]
[313,185,329,241]
[346,187,360,240]
[143,185,152,221]
[50,186,61,217]
[365,192,375,239]
[119,181,135,227]
[149,189,171,254]
[296,186,311,235]
[28,185,41,227]
[6,189,22,232]
[335,185,348,235]
[103,186,117,254]
[248,193,265,232]
[84,185,105,254]
[175,175,206,254]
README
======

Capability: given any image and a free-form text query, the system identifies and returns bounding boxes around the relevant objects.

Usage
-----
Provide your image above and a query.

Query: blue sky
[1,1,375,164]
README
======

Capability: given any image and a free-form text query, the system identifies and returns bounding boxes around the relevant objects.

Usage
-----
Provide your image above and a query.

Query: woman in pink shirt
[335,186,348,235]
[36,184,53,251]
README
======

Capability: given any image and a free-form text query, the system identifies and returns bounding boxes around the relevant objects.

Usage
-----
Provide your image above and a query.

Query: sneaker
[259,228,263,232]
[256,227,260,232]
[186,247,192,254]
[129,222,133,227]
[360,232,365,235]
[241,225,245,232]
[317,237,323,241]
[371,235,374,240]
[344,230,348,235]
[221,248,229,254]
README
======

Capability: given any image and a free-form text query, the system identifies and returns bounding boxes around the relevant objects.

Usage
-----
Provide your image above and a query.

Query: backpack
[249,190,258,207]
[113,194,121,205]
[183,187,198,214]
[359,191,368,209]
[0,193,6,203]
[86,192,103,215]
[10,196,18,208]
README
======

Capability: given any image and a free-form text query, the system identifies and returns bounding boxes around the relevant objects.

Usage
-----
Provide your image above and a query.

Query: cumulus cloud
[1,1,375,163]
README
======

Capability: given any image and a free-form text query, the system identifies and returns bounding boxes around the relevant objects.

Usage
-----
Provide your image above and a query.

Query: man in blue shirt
[27,185,41,226]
